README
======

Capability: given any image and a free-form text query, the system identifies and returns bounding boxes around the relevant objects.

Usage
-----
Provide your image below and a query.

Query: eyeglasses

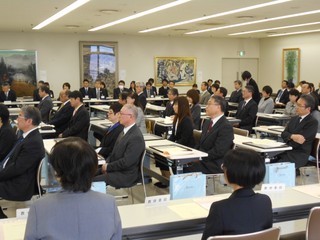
[296,104,307,108]
[206,103,220,107]
[17,115,26,119]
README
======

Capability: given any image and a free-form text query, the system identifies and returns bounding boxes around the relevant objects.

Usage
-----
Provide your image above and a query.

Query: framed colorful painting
[154,57,196,86]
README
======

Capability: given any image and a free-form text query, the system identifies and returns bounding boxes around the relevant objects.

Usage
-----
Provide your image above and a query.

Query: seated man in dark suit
[215,87,229,116]
[135,81,147,111]
[89,79,108,99]
[113,80,129,99]
[49,90,73,136]
[184,96,234,174]
[143,81,156,98]
[59,91,90,141]
[94,104,145,188]
[38,85,53,123]
[0,82,17,102]
[0,106,45,217]
[158,79,169,97]
[229,80,243,103]
[79,79,92,98]
[276,94,318,169]
[274,80,289,107]
[33,81,44,101]
[148,78,157,95]
[96,103,124,159]
[234,85,258,132]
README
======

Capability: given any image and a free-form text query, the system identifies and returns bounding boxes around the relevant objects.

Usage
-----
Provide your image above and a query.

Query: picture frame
[0,50,37,96]
[79,41,118,93]
[154,57,196,86]
[282,48,300,85]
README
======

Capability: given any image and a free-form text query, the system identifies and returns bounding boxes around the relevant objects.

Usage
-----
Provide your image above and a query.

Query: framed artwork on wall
[282,48,300,86]
[79,41,118,94]
[0,50,37,96]
[154,57,196,86]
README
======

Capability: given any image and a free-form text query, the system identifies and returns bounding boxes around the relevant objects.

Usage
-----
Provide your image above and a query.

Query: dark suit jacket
[33,88,41,101]
[192,116,234,174]
[49,101,73,134]
[235,99,258,132]
[113,87,129,99]
[138,92,147,111]
[202,188,272,240]
[143,88,156,98]
[106,124,145,188]
[0,129,45,201]
[89,88,108,99]
[190,104,201,130]
[164,101,175,117]
[169,116,195,148]
[158,86,169,97]
[279,114,318,168]
[151,86,157,95]
[99,122,124,159]
[0,123,16,161]
[62,105,90,140]
[229,89,242,103]
[311,92,320,108]
[275,89,289,104]
[38,96,53,123]
[0,90,17,102]
[247,78,260,104]
[79,87,93,98]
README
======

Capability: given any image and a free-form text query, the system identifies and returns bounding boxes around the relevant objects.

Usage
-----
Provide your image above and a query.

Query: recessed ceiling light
[237,16,254,19]
[186,9,320,34]
[33,0,90,30]
[99,9,119,14]
[139,0,290,33]
[89,0,191,31]
[268,29,320,37]
[229,21,320,35]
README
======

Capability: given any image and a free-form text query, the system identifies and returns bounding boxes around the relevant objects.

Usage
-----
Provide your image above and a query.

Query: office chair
[207,227,280,240]
[233,127,249,137]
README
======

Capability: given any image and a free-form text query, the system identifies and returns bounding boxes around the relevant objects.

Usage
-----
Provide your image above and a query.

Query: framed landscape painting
[282,48,300,86]
[0,50,37,96]
[155,57,196,86]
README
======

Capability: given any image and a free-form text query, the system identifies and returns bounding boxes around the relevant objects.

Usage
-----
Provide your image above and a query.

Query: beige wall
[0,32,259,96]
[259,32,320,90]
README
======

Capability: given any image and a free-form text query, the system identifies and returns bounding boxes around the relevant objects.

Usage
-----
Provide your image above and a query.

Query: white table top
[234,134,292,153]
[145,139,207,160]
[257,113,292,120]
[90,105,110,112]
[146,103,166,112]
[253,125,285,136]
[146,117,173,127]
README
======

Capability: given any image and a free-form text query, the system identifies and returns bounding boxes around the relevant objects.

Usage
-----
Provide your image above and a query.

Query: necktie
[85,88,88,95]
[207,120,214,132]
[242,101,246,110]
[147,90,150,98]
[115,131,124,145]
[96,89,100,99]
[1,136,24,169]
[5,92,8,100]
[276,90,283,102]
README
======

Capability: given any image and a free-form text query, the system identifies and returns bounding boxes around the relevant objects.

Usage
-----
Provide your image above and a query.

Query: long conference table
[0,184,320,239]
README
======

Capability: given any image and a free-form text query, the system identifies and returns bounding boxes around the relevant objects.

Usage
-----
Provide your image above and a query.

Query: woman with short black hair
[202,148,272,239]
[25,137,122,240]
[258,85,274,113]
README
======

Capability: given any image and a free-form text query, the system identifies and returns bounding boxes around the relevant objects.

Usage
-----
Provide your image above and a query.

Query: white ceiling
[2,0,320,38]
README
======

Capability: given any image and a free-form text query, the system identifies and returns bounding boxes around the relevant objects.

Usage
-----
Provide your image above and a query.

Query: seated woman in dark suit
[0,104,16,161]
[202,148,272,240]
[25,137,122,240]
[155,96,195,188]
[186,89,201,130]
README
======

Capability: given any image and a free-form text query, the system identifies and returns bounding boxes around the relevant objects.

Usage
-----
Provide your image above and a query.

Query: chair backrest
[36,158,45,198]
[306,207,320,240]
[193,129,202,145]
[207,227,280,240]
[139,150,147,199]
[233,127,249,137]
[310,137,320,183]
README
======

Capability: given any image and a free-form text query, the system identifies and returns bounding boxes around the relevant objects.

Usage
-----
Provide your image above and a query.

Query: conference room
[1,0,320,239]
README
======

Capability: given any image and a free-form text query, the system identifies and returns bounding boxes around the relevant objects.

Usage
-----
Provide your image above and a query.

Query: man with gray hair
[94,104,145,188]
[135,81,147,111]
[0,106,45,217]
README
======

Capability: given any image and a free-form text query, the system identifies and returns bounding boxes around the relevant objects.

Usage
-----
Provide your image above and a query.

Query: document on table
[243,139,287,149]
[150,145,193,156]
[168,203,208,219]
[292,184,320,198]
[193,195,231,210]
[0,219,27,240]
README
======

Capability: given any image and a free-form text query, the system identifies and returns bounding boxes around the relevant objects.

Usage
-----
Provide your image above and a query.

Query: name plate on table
[149,144,193,156]
[243,139,288,149]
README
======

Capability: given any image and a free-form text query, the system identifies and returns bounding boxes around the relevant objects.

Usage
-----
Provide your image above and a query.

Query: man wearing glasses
[0,106,45,218]
[94,104,145,188]
[96,103,124,159]
[185,96,234,174]
[276,94,318,169]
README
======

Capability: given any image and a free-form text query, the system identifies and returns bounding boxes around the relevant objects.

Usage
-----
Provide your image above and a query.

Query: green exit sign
[238,51,246,57]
